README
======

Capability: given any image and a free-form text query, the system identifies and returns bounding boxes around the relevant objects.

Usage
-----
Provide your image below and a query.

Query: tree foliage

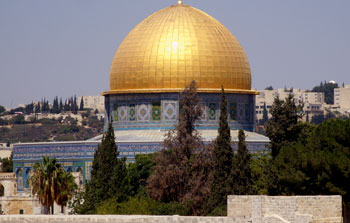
[231,130,253,195]
[312,81,338,104]
[73,122,129,214]
[29,157,77,214]
[265,95,304,158]
[273,119,350,202]
[147,81,213,215]
[206,88,232,214]
[0,105,5,115]
[0,153,13,172]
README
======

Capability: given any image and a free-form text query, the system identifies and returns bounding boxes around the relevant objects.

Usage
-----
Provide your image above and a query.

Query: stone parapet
[227,195,343,223]
[0,215,235,223]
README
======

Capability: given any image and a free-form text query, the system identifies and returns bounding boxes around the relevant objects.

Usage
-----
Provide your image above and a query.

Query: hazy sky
[1,0,349,108]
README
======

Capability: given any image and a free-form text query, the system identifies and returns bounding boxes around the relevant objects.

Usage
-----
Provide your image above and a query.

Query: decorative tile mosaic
[137,103,151,121]
[208,103,217,121]
[162,101,178,121]
[152,102,161,121]
[118,104,128,122]
[245,104,250,122]
[129,104,136,121]
[230,103,237,121]
[238,103,245,121]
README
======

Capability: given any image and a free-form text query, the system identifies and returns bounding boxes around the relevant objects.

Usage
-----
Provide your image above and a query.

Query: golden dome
[104,2,257,95]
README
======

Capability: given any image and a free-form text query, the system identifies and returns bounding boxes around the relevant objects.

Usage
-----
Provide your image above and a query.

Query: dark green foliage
[96,196,190,216]
[273,119,350,202]
[0,153,13,172]
[207,88,232,214]
[34,103,41,113]
[73,122,129,214]
[265,95,304,158]
[80,96,84,111]
[250,152,272,195]
[128,154,155,196]
[312,81,338,104]
[9,115,25,125]
[261,102,268,125]
[231,130,253,195]
[147,81,213,215]
[265,86,274,90]
[0,105,5,114]
[25,102,34,114]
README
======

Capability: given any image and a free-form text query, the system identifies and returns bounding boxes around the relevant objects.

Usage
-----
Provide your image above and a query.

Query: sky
[0,0,349,108]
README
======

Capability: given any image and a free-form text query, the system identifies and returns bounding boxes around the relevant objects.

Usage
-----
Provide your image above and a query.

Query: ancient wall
[0,215,235,223]
[227,195,343,223]
[0,196,41,215]
[0,173,17,196]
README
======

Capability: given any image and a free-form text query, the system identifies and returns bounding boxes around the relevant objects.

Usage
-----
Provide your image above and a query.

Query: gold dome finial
[178,0,183,4]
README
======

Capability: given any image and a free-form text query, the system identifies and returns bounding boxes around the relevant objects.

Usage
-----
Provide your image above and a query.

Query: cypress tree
[207,87,233,214]
[262,102,268,124]
[80,96,84,111]
[76,122,128,213]
[59,98,63,113]
[231,129,253,195]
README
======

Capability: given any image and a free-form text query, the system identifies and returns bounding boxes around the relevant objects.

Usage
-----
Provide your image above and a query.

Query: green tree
[231,130,253,195]
[312,81,338,104]
[55,171,78,213]
[0,105,5,114]
[128,154,155,196]
[80,97,84,111]
[9,115,25,125]
[273,119,350,202]
[74,122,128,214]
[29,157,76,214]
[261,102,268,124]
[265,86,274,90]
[147,81,212,215]
[207,87,233,215]
[0,153,13,172]
[265,95,304,158]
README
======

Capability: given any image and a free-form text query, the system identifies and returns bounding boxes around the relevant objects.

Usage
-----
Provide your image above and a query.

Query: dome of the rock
[104,2,255,95]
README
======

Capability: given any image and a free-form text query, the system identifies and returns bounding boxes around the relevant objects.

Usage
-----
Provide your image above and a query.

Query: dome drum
[104,92,256,132]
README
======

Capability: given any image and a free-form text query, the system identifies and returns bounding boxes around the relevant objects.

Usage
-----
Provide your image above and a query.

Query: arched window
[24,168,31,188]
[16,168,23,190]
[0,184,4,197]
[66,167,73,173]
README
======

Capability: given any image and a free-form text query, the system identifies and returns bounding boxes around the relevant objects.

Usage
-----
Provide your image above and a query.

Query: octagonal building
[103,1,258,134]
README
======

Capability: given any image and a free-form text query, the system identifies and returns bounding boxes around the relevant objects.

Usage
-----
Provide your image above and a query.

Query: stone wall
[0,173,17,196]
[0,215,235,223]
[0,196,41,215]
[227,195,343,223]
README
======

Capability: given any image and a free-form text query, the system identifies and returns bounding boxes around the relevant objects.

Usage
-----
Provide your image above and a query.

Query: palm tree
[29,157,77,214]
[55,171,77,213]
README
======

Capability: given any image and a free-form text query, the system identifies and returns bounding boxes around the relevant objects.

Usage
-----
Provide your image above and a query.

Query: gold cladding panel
[109,4,252,93]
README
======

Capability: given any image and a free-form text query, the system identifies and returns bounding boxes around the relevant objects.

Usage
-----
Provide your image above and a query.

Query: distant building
[78,96,104,113]
[334,85,350,113]
[256,88,325,121]
[0,143,12,160]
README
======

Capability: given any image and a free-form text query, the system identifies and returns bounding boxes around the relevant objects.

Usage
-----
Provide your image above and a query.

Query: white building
[78,96,105,113]
[334,85,350,113]
[256,88,325,122]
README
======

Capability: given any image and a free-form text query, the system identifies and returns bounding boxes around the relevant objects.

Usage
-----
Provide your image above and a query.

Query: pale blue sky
[1,0,349,108]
